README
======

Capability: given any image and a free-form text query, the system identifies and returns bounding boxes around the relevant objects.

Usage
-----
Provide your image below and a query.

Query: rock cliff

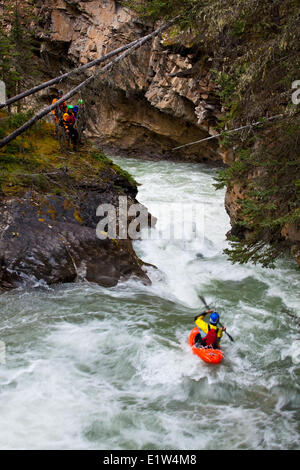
[2,0,299,270]
[0,116,151,291]
[36,0,224,162]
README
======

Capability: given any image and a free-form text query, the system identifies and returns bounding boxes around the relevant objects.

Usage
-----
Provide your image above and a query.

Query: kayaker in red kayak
[193,310,226,349]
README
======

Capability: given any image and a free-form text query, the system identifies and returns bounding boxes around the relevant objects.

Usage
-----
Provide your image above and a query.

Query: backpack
[204,325,218,347]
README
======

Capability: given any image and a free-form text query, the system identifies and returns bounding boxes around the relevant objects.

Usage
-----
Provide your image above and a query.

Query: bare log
[172,114,284,151]
[0,19,178,149]
[0,15,179,111]
[0,38,140,111]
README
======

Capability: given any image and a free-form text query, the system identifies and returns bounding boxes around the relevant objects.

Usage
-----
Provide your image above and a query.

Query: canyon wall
[37,0,226,162]
[33,0,300,266]
[2,0,298,268]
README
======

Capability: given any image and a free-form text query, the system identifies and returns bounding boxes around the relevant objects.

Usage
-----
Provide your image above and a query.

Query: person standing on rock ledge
[63,105,79,150]
[51,90,67,135]
[51,90,67,121]
[75,99,87,144]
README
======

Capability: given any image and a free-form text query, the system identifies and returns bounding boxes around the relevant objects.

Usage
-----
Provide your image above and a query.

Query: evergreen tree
[0,0,39,109]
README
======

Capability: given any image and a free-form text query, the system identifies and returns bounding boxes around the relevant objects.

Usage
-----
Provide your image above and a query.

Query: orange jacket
[52,98,67,114]
[63,112,76,126]
[51,98,58,115]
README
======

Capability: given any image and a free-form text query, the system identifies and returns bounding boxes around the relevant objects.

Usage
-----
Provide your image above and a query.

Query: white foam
[0,157,299,450]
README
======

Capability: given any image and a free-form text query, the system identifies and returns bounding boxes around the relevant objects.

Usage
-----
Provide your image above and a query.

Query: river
[0,157,299,450]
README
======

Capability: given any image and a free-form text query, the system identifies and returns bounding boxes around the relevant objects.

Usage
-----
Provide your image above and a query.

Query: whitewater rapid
[0,157,299,450]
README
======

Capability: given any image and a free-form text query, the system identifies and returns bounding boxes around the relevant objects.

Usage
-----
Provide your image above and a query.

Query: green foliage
[0,110,35,154]
[218,116,300,267]
[214,157,249,190]
[122,0,193,22]
[0,0,40,104]
[91,151,137,186]
[6,110,34,128]
[124,0,300,127]
[0,113,138,198]
[91,151,112,165]
[112,164,138,187]
[230,19,247,37]
[125,0,300,267]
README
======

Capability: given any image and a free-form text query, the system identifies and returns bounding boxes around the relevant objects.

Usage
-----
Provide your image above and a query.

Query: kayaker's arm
[218,326,226,338]
[217,327,223,340]
[194,311,213,334]
[215,326,226,347]
[194,312,205,322]
[194,309,213,322]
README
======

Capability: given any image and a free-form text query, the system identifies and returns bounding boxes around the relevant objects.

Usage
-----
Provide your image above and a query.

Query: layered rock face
[38,0,224,162]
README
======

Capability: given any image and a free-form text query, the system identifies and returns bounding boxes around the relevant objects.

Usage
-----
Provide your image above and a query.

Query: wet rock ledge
[0,136,151,291]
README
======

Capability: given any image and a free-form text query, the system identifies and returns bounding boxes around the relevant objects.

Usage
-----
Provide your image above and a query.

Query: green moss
[90,150,112,165]
[112,164,137,187]
[0,112,138,198]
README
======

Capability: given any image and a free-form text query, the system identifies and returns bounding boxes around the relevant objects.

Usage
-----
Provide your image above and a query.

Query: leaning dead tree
[0,18,178,149]
[0,38,141,111]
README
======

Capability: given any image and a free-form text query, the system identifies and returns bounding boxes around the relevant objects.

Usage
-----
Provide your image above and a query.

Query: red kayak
[188,327,224,364]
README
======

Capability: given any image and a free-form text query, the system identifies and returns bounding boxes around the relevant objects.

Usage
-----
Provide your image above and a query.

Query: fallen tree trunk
[0,38,141,111]
[0,17,176,111]
[0,19,178,149]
